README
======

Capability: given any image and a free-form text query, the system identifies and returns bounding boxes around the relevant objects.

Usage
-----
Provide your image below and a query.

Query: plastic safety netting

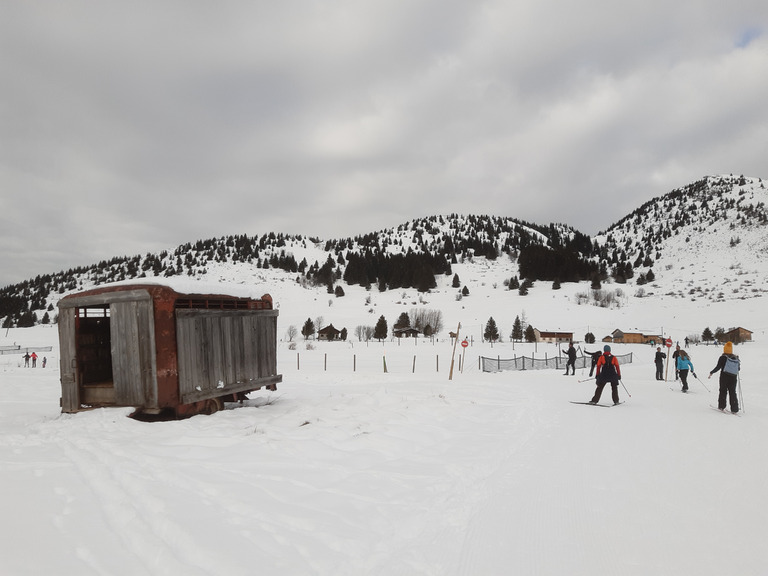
[479,352,633,373]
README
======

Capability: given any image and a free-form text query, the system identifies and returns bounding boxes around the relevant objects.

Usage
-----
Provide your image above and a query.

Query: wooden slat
[181,375,282,404]
[57,307,79,412]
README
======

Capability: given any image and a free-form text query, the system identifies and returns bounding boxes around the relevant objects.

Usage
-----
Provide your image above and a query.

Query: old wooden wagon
[57,283,282,418]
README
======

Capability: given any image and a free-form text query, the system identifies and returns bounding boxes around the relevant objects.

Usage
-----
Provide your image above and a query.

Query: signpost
[448,322,462,380]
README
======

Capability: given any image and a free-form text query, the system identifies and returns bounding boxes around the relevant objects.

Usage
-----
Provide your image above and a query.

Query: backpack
[600,354,617,378]
[723,355,740,375]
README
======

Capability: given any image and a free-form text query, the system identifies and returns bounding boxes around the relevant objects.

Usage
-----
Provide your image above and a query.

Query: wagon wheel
[202,397,223,415]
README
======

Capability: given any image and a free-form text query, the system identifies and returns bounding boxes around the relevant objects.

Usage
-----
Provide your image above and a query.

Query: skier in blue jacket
[676,350,695,392]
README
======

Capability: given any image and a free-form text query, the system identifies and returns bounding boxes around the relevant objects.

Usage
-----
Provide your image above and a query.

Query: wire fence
[479,352,634,373]
[0,345,53,355]
[277,348,635,375]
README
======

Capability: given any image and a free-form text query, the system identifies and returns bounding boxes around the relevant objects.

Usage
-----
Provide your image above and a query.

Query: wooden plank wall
[110,299,158,408]
[176,309,279,403]
[57,307,79,412]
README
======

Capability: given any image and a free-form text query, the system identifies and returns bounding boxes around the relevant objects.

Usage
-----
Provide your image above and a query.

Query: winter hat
[723,341,733,355]
[603,344,611,352]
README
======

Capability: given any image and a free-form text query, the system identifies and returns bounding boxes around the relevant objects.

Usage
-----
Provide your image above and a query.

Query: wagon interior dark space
[75,306,115,405]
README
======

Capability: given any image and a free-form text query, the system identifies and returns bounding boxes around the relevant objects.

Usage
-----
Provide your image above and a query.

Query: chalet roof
[725,326,752,334]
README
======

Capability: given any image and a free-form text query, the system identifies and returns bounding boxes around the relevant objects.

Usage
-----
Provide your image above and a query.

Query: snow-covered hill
[595,174,768,302]
[2,174,767,335]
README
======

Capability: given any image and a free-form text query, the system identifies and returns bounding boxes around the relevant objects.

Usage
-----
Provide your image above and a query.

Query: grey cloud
[1,0,767,285]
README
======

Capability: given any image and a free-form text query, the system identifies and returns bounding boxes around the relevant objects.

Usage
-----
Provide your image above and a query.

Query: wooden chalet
[57,283,281,418]
[534,330,573,344]
[317,324,342,341]
[393,327,420,338]
[722,327,753,343]
[607,329,662,345]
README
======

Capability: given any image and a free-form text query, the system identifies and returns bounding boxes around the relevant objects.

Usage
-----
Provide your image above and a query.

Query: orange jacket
[596,352,621,379]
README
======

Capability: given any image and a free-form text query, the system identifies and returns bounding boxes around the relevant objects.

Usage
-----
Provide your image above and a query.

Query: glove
[692,372,697,378]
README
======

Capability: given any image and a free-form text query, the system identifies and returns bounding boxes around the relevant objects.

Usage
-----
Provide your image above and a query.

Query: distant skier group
[573,340,741,414]
[653,341,740,412]
[22,352,46,368]
[655,344,696,391]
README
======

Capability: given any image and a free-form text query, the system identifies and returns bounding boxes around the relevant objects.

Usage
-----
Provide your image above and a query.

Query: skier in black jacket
[654,347,666,380]
[583,349,602,377]
[563,342,577,375]
[589,345,622,405]
[709,341,740,413]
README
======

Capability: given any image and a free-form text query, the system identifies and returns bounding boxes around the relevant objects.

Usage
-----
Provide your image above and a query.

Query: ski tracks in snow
[448,383,560,575]
[51,417,248,576]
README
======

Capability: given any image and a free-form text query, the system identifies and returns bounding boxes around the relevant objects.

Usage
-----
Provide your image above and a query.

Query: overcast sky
[1,1,767,287]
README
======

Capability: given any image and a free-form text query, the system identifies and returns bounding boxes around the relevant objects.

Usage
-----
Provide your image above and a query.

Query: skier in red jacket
[589,345,622,405]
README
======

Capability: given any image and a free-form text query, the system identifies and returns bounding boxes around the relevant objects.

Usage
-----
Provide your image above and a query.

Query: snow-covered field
[2,265,767,575]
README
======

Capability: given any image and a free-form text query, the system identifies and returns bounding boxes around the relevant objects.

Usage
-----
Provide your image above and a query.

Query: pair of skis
[710,405,741,417]
[570,401,624,408]
[571,400,741,417]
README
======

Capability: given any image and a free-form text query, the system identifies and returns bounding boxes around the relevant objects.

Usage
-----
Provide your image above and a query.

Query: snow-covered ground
[2,265,767,575]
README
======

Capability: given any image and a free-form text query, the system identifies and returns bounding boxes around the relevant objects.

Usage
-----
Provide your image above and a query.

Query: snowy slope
[2,247,767,575]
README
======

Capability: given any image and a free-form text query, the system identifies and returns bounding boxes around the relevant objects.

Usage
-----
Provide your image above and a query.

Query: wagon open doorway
[75,306,115,405]
[58,290,158,413]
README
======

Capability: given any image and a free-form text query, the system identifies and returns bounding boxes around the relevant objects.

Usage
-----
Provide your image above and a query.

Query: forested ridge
[2,175,765,327]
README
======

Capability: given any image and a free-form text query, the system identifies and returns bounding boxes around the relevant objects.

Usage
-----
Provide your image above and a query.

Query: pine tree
[374,315,388,341]
[394,312,410,329]
[484,317,500,342]
[301,318,315,340]
[511,316,523,342]
[524,325,536,343]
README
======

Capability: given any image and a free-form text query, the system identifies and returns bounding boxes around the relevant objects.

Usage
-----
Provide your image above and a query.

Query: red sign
[665,338,673,348]
[461,339,469,348]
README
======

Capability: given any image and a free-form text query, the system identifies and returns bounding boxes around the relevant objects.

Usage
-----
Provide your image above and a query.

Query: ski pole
[738,374,745,413]
[619,379,632,398]
[578,377,594,383]
[693,373,710,393]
